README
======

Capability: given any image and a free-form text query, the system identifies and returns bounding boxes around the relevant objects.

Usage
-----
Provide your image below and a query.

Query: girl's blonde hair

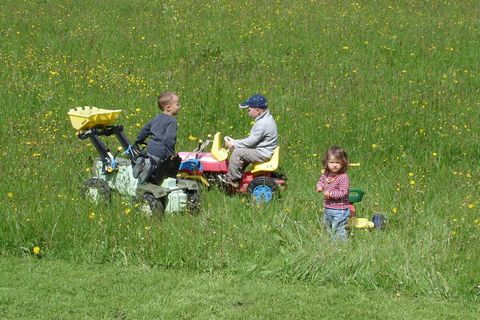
[322,146,349,174]
[157,91,177,111]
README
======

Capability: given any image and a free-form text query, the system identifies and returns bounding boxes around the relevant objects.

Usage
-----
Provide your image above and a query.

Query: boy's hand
[225,137,235,149]
[135,139,146,146]
[316,186,323,192]
[323,191,331,198]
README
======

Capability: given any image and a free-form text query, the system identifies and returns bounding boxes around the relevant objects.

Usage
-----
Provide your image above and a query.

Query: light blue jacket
[234,109,278,159]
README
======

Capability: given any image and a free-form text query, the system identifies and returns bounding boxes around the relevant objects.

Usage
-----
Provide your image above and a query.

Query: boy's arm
[234,124,264,149]
[136,122,152,144]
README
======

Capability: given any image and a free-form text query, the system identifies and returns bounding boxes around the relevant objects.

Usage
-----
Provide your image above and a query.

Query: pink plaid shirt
[316,173,350,209]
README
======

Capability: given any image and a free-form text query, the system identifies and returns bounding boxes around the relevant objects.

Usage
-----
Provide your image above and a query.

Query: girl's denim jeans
[323,207,350,241]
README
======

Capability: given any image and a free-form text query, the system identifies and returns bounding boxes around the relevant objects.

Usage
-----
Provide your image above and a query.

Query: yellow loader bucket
[68,106,122,131]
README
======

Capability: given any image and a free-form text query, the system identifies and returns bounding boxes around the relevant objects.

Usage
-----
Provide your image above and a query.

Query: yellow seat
[68,107,122,131]
[211,132,229,161]
[251,147,279,173]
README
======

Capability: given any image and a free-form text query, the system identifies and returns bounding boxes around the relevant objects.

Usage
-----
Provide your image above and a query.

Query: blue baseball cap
[239,94,268,109]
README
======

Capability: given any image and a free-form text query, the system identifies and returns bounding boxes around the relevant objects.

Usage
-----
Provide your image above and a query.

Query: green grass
[1,257,479,319]
[1,0,479,316]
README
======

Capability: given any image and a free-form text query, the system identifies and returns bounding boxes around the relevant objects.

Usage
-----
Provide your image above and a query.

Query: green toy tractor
[68,106,200,216]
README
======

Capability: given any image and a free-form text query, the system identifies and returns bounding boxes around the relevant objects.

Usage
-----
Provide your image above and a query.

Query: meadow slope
[1,0,479,308]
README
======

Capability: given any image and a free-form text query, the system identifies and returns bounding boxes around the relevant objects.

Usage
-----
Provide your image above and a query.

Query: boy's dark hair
[157,92,176,111]
[322,146,349,174]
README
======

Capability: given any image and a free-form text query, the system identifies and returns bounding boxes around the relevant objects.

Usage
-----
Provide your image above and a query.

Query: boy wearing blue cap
[222,94,278,188]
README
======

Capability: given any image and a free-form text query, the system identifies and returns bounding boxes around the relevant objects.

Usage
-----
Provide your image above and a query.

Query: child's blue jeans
[323,207,350,241]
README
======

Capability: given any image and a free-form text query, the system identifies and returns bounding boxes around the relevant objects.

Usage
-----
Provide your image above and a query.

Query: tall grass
[1,0,479,300]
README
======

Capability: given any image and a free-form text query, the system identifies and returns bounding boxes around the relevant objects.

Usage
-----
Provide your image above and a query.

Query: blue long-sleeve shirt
[136,113,177,160]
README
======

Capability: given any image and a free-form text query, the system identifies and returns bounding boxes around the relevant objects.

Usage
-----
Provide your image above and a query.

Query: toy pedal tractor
[178,132,287,203]
[68,106,201,215]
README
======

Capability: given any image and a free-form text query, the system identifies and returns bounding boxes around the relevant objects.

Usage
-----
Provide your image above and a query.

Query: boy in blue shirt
[135,92,181,183]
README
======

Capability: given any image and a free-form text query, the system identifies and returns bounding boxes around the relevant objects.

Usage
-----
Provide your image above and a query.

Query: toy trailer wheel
[186,190,201,214]
[140,193,165,217]
[247,177,278,203]
[372,213,386,230]
[83,178,111,203]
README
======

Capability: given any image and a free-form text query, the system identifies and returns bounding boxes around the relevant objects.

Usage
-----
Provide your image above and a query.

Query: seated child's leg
[226,148,244,182]
[165,154,181,178]
[226,148,267,182]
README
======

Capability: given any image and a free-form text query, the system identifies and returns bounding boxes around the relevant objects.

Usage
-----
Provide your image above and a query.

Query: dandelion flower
[32,246,41,255]
[391,207,398,214]
[7,192,14,198]
[467,204,475,209]
[409,180,416,185]
[371,144,378,149]
[188,135,197,141]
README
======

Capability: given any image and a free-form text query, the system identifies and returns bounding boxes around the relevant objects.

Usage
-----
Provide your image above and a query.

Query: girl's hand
[316,186,323,192]
[324,191,331,198]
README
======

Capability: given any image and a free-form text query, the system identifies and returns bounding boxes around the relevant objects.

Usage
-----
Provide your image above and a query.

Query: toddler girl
[316,146,350,241]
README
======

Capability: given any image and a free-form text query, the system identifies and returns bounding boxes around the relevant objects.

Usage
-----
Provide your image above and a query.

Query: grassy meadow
[1,0,479,317]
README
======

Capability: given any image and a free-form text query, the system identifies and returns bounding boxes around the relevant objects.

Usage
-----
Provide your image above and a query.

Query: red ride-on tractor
[177,132,287,202]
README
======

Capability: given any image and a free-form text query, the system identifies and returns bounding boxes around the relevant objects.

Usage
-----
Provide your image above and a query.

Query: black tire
[247,176,278,203]
[83,178,112,203]
[271,171,288,181]
[372,213,386,230]
[186,189,201,214]
[140,193,165,217]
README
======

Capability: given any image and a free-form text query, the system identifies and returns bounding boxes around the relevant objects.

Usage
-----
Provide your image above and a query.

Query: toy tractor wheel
[140,193,164,217]
[372,213,386,230]
[247,177,278,203]
[186,190,201,214]
[83,178,111,203]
